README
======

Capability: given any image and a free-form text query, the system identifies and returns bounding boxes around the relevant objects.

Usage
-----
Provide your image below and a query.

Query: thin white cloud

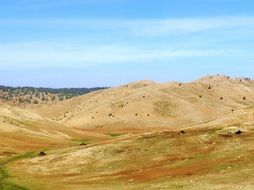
[0,42,241,68]
[0,16,254,36]
[0,16,253,68]
[126,16,254,36]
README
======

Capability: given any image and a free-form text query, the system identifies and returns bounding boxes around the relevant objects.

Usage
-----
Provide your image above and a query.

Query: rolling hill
[34,75,254,130]
[6,105,254,190]
[1,75,254,190]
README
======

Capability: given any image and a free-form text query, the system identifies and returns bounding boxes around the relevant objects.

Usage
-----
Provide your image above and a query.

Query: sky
[0,0,254,87]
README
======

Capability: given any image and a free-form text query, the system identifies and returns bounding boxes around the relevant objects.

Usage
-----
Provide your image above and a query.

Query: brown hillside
[33,76,254,129]
[8,106,254,190]
[2,75,254,190]
[0,103,109,160]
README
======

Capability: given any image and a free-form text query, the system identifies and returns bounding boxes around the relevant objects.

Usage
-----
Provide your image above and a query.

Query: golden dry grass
[32,75,254,130]
[1,76,254,190]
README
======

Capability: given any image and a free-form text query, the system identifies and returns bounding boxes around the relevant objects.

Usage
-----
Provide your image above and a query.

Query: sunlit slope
[7,107,254,190]
[3,75,254,190]
[35,76,254,129]
[0,103,108,160]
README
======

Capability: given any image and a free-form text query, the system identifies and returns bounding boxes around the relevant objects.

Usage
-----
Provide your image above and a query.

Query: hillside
[1,75,254,190]
[34,75,254,129]
[0,102,112,161]
[0,85,107,106]
[6,105,254,190]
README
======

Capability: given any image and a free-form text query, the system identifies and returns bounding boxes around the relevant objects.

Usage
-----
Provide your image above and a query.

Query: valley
[1,76,254,190]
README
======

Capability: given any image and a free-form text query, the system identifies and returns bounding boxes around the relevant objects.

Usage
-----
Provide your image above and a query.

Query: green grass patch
[0,166,27,190]
[0,167,8,181]
[0,184,26,190]
[0,152,38,190]
[2,152,37,165]
[71,138,91,145]
[107,133,123,138]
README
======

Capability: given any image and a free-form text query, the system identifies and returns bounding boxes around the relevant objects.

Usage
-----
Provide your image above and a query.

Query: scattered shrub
[38,151,46,156]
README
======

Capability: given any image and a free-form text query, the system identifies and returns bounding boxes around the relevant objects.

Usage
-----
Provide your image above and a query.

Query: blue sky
[0,0,254,87]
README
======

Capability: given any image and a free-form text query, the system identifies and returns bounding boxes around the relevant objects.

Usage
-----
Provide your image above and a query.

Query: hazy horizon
[0,74,253,89]
[0,0,254,87]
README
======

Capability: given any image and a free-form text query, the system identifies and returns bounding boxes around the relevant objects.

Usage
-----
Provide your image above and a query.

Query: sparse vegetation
[38,151,46,157]
[80,143,87,146]
[1,75,254,190]
[154,100,176,117]
[0,85,107,105]
[107,133,123,137]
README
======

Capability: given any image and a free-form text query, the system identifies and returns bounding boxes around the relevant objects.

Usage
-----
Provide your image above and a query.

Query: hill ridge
[33,75,254,129]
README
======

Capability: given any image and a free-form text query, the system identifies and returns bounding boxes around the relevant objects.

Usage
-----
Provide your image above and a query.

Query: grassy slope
[33,76,254,130]
[6,124,254,190]
[6,108,254,189]
[2,76,254,190]
[0,103,111,189]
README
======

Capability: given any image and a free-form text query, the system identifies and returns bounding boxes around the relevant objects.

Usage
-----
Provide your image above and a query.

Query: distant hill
[34,75,254,129]
[0,85,108,106]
